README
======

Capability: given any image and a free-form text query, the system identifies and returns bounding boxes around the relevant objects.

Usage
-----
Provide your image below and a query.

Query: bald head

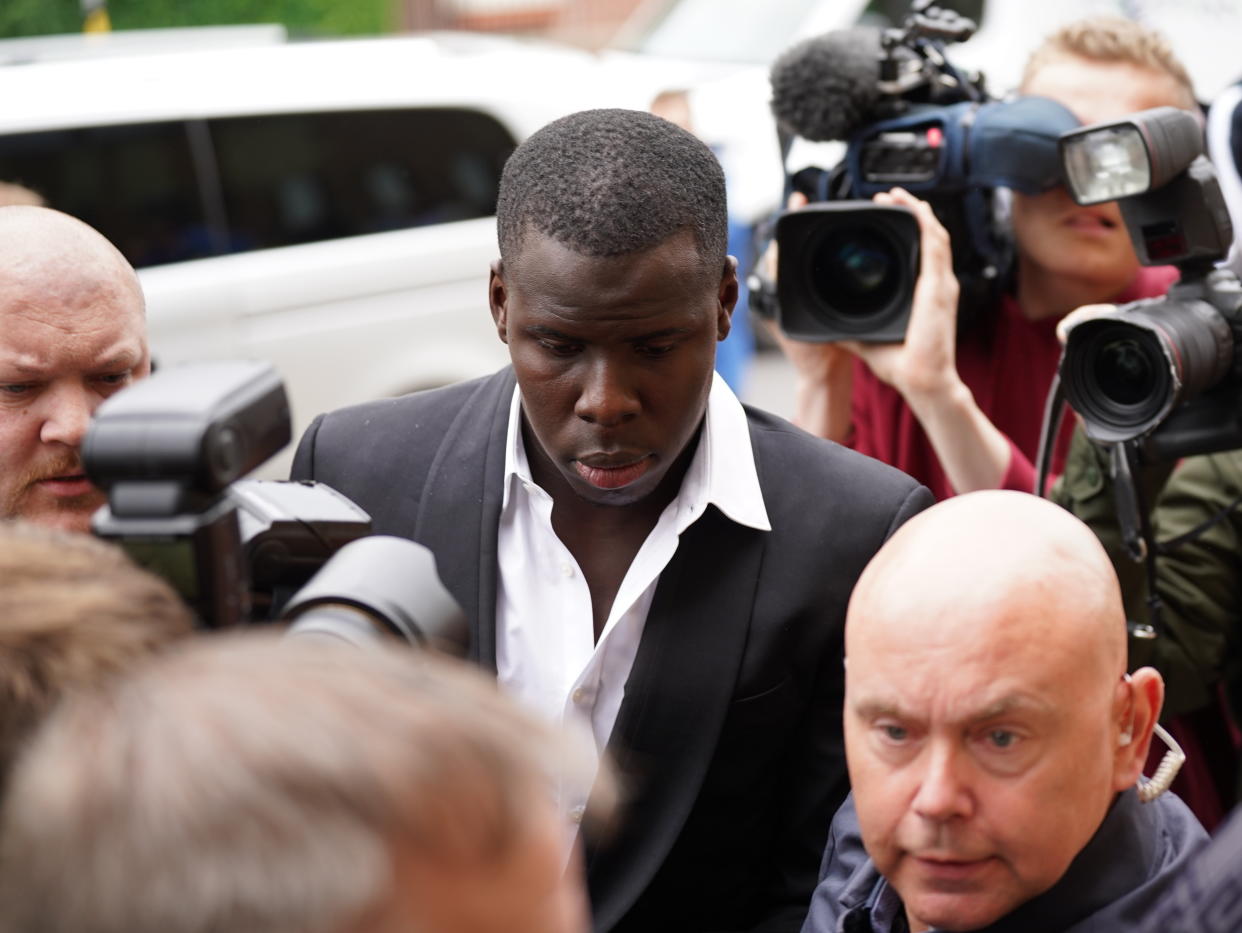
[0,207,149,533]
[848,490,1126,678]
[0,206,144,314]
[843,491,1165,932]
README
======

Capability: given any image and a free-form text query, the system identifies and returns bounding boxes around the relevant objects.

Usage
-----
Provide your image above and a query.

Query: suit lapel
[585,506,766,930]
[413,368,513,671]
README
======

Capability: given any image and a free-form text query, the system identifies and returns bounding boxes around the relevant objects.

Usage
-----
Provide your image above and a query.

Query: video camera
[82,359,467,653]
[758,0,1079,342]
[1057,106,1241,461]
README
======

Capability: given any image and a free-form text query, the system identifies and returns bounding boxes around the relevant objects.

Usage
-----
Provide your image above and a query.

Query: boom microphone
[769,28,883,142]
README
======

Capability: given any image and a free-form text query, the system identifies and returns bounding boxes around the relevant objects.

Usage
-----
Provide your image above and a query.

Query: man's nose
[574,358,640,427]
[911,742,975,823]
[38,383,97,450]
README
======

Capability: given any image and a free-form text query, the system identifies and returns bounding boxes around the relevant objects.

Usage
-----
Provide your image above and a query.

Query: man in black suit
[292,108,932,932]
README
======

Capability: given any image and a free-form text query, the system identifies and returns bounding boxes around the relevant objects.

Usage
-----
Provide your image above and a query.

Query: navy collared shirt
[803,788,1208,933]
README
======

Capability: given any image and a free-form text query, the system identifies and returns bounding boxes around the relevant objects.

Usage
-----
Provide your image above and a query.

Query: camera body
[1058,108,1242,459]
[83,359,469,651]
[776,202,920,341]
[84,360,372,626]
[763,2,1078,342]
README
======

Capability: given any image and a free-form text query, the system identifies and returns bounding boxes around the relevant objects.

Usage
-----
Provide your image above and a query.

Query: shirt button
[560,562,575,578]
[569,805,586,824]
[572,688,586,704]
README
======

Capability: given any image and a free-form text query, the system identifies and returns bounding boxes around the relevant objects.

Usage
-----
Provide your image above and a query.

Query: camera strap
[1110,442,1148,563]
[1110,441,1164,642]
[1153,490,1242,555]
[1033,375,1064,498]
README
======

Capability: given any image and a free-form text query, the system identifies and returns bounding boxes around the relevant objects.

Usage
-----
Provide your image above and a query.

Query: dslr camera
[83,359,467,652]
[761,0,1078,341]
[1058,106,1241,461]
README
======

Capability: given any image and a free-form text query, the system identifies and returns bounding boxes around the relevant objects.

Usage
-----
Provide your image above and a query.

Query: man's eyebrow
[90,351,143,371]
[850,694,1054,723]
[0,350,142,377]
[524,324,578,340]
[5,361,46,376]
[523,324,694,342]
[851,698,908,721]
[0,355,56,376]
[629,327,694,342]
[971,694,1055,721]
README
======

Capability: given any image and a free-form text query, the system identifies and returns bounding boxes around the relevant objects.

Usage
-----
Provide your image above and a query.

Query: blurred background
[1,0,1239,474]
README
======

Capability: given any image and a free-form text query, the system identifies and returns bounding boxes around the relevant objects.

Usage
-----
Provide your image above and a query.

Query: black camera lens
[1093,335,1163,407]
[810,228,902,316]
[1060,300,1233,444]
[1063,320,1176,441]
[775,202,918,342]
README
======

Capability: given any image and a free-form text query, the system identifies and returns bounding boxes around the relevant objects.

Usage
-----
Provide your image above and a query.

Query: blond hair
[0,521,193,783]
[1021,17,1196,110]
[0,634,601,933]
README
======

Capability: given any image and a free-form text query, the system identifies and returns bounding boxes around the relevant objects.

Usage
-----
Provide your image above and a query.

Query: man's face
[370,804,589,933]
[1012,55,1195,295]
[490,229,734,507]
[844,598,1120,932]
[0,275,148,532]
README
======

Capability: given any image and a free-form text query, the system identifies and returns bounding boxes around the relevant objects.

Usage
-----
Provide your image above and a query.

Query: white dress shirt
[495,372,771,838]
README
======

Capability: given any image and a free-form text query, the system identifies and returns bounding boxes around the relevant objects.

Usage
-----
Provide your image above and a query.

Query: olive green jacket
[1053,429,1242,729]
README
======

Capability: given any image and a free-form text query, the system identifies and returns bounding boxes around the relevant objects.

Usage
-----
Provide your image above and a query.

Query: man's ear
[489,259,509,344]
[716,256,739,341]
[1112,667,1165,792]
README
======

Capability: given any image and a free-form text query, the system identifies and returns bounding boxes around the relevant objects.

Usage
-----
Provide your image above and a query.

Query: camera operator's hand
[1056,303,1116,345]
[840,187,1014,493]
[762,191,857,443]
[838,188,960,399]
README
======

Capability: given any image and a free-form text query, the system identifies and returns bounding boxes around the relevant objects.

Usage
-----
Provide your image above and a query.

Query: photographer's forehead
[1023,56,1193,126]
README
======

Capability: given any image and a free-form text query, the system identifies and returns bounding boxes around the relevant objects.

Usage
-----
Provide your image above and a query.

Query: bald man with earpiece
[803,491,1208,933]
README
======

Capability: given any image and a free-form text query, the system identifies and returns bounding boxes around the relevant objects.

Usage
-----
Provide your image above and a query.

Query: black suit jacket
[291,368,932,933]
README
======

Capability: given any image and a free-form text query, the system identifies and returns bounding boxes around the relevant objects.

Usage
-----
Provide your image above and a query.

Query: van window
[208,108,516,251]
[0,107,516,268]
[0,120,210,267]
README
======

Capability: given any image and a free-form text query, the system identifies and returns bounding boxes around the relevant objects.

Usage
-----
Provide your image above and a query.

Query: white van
[0,32,657,474]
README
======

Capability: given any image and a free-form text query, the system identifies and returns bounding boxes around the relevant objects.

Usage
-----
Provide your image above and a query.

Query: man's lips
[910,854,997,883]
[572,454,653,490]
[36,474,97,498]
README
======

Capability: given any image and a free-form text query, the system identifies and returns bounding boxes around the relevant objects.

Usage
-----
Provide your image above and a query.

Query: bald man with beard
[0,207,150,532]
[803,491,1208,933]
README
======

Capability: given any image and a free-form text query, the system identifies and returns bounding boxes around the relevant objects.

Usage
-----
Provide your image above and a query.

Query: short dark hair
[497,108,728,270]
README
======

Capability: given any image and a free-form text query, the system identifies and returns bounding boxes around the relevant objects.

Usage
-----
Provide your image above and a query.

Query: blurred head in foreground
[844,491,1164,932]
[0,520,192,792]
[0,634,594,933]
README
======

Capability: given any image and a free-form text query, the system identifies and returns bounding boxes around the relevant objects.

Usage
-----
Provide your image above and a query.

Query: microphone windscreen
[769,27,883,142]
